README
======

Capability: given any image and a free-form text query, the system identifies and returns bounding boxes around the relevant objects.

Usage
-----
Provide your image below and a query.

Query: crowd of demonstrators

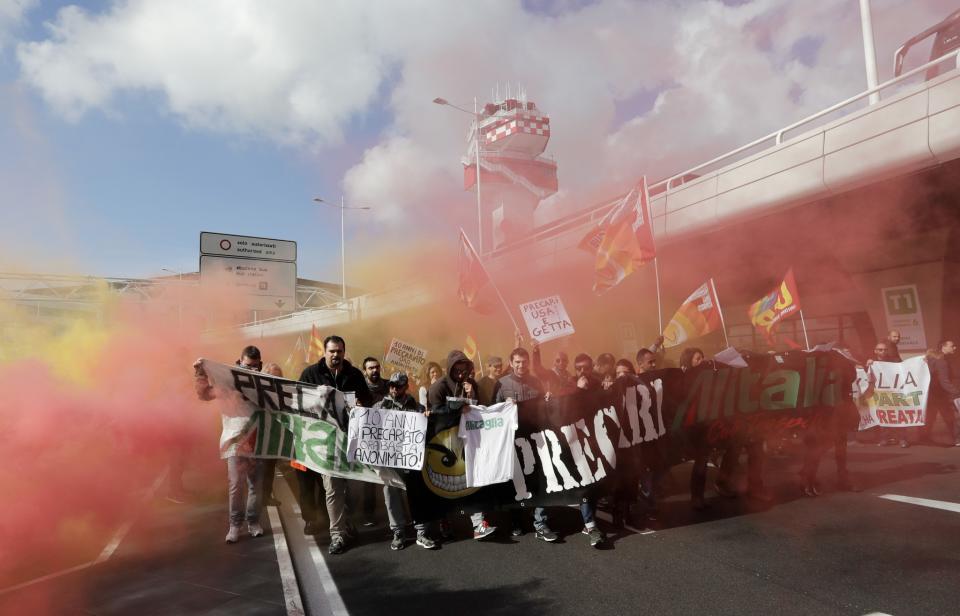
[193,328,960,555]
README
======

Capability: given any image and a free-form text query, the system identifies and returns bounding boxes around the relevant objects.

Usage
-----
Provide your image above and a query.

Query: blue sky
[0,0,951,282]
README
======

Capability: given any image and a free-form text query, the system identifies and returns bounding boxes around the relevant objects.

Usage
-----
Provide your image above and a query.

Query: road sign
[881,284,927,351]
[200,255,297,312]
[200,232,297,262]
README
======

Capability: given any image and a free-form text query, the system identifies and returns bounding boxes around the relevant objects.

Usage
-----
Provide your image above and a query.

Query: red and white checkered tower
[463,90,558,250]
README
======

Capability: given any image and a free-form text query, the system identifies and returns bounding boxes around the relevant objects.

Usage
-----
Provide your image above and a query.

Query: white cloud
[15,0,958,226]
[0,0,36,50]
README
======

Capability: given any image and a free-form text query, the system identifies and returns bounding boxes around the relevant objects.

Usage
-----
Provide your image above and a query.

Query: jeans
[227,456,263,526]
[384,485,427,533]
[510,507,549,530]
[580,498,596,526]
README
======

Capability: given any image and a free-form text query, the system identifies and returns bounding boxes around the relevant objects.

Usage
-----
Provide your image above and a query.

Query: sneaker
[899,439,910,449]
[714,480,738,498]
[954,441,960,448]
[473,520,497,540]
[416,532,438,550]
[303,521,322,535]
[390,529,405,551]
[802,481,821,497]
[248,522,264,538]
[581,526,605,547]
[328,535,346,555]
[225,526,240,543]
[535,527,558,543]
[511,526,524,537]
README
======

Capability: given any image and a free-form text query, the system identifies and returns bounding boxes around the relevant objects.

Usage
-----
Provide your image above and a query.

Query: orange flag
[583,177,656,294]
[662,280,723,349]
[306,324,324,363]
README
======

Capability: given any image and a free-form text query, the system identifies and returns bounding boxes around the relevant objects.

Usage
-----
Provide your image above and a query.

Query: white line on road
[879,494,960,514]
[306,536,350,616]
[268,506,305,616]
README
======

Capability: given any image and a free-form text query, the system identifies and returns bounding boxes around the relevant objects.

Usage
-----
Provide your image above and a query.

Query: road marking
[268,506,305,616]
[306,536,350,616]
[0,468,168,596]
[879,494,960,513]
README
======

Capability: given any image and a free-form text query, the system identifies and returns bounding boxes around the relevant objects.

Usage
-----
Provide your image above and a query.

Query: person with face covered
[298,335,373,555]
[427,350,495,539]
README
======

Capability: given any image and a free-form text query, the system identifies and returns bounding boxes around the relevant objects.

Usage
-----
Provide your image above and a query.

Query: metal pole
[340,195,346,300]
[654,257,663,333]
[859,0,880,105]
[474,99,484,255]
[799,309,812,350]
[710,277,731,348]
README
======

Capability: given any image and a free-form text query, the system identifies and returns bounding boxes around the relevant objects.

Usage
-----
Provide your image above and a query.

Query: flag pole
[798,309,811,350]
[710,277,731,348]
[460,228,520,332]
[654,257,663,333]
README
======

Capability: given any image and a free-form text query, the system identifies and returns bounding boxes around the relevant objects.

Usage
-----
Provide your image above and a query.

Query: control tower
[463,92,558,251]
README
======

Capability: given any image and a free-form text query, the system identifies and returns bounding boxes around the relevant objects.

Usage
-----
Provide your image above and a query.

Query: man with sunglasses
[193,345,267,544]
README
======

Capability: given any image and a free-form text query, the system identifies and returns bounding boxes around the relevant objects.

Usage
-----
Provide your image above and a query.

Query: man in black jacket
[426,351,497,539]
[298,335,373,555]
[924,339,959,446]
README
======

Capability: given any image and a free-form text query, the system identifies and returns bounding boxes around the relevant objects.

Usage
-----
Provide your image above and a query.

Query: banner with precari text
[347,407,428,470]
[855,356,930,430]
[201,360,404,488]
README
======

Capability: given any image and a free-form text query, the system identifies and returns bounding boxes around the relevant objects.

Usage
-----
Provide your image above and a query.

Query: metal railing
[485,49,960,260]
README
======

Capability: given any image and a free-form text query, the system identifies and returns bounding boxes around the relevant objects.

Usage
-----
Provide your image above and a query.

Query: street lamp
[433,96,485,255]
[313,196,371,300]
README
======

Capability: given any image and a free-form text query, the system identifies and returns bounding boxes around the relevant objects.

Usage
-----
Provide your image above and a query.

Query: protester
[260,362,284,506]
[679,347,713,510]
[636,348,658,373]
[870,340,909,448]
[570,358,606,547]
[923,340,959,446]
[885,329,903,362]
[193,346,266,544]
[372,372,439,550]
[360,356,388,525]
[427,350,495,539]
[597,352,616,380]
[494,347,558,542]
[615,358,636,379]
[477,356,504,406]
[299,335,373,555]
[419,361,443,409]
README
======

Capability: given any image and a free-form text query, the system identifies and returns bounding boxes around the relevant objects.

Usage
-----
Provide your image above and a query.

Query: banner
[201,360,404,487]
[520,295,575,343]
[662,280,722,348]
[748,269,801,342]
[855,356,930,430]
[347,407,428,470]
[384,338,428,374]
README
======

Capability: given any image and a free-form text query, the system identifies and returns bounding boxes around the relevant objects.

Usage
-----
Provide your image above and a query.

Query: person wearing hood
[298,334,373,555]
[426,350,496,540]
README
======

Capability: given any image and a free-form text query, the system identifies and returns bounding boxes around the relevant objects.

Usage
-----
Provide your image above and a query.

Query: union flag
[747,269,802,343]
[662,280,723,349]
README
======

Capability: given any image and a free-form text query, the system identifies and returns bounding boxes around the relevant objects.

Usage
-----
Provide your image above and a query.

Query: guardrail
[484,49,960,260]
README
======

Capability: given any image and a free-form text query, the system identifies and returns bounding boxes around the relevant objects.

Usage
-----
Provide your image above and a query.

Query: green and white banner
[202,360,404,487]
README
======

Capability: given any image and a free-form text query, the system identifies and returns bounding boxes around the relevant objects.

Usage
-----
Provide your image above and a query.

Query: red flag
[457,230,494,313]
[306,323,324,363]
[747,269,801,344]
[662,280,723,348]
[585,177,657,294]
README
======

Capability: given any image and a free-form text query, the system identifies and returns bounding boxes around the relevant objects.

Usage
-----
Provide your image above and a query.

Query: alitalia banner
[202,351,859,517]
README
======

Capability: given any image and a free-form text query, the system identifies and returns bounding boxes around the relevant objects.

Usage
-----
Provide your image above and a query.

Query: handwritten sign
[520,295,575,343]
[856,356,930,430]
[384,338,428,373]
[346,407,428,470]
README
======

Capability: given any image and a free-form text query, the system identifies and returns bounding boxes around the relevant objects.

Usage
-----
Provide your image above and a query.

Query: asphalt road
[307,439,960,616]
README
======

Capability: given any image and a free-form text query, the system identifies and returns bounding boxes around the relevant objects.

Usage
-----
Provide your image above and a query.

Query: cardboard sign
[347,407,428,470]
[384,338,428,373]
[519,295,575,344]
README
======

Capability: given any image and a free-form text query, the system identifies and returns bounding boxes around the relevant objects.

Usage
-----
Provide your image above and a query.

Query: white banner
[856,356,930,430]
[346,407,428,470]
[520,295,575,344]
[384,338,428,374]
